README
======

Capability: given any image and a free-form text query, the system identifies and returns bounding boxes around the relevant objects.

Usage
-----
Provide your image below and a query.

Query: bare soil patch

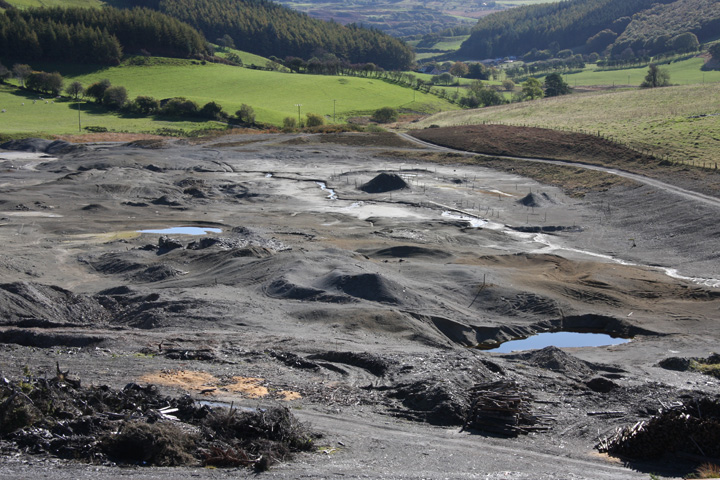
[0,132,718,479]
[411,124,720,198]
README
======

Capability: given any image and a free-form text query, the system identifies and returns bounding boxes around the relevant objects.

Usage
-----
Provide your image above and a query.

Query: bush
[85,79,111,103]
[305,113,324,127]
[235,104,255,124]
[199,101,226,120]
[130,96,160,115]
[371,107,398,124]
[282,116,297,130]
[161,97,199,117]
[102,85,128,109]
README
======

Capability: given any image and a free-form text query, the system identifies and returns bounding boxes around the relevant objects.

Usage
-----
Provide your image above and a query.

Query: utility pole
[295,103,302,126]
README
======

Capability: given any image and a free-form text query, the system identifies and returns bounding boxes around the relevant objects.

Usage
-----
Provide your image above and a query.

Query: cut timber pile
[599,397,720,459]
[463,380,551,437]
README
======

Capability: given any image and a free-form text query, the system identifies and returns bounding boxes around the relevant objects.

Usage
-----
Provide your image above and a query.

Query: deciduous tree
[12,64,32,87]
[640,64,670,88]
[544,73,571,97]
[85,79,111,103]
[65,81,83,100]
[522,77,543,100]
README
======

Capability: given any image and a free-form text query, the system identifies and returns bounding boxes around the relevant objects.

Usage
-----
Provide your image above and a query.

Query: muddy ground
[0,131,719,479]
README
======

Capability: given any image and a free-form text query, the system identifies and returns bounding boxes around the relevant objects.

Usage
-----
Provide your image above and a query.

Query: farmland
[0,58,457,136]
[0,84,222,138]
[409,82,720,166]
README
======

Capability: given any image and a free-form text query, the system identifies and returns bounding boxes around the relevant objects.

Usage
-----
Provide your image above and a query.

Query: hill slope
[456,0,717,60]
[126,0,414,70]
[408,83,720,166]
[612,0,720,56]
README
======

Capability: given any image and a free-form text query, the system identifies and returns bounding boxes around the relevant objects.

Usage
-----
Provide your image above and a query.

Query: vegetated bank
[408,83,720,168]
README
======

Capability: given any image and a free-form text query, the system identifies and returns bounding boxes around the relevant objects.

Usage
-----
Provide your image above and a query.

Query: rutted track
[398,132,720,209]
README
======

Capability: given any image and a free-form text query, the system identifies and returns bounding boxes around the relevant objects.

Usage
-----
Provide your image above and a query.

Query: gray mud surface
[0,132,719,479]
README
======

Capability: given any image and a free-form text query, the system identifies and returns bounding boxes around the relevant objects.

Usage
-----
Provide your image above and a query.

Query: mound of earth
[0,282,110,327]
[131,264,187,282]
[316,271,403,304]
[359,173,408,193]
[508,346,595,378]
[517,192,552,207]
[0,138,85,154]
[410,124,656,165]
[362,245,452,259]
[389,377,473,426]
[264,277,351,303]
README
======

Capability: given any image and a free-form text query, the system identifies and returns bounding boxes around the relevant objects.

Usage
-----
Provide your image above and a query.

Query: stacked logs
[462,380,551,437]
[599,398,720,459]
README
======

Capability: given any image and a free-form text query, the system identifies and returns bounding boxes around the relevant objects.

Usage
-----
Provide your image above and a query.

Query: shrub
[161,97,199,117]
[305,113,324,127]
[199,101,226,120]
[282,116,297,129]
[371,107,398,123]
[235,104,255,124]
[85,79,111,103]
[102,85,128,109]
[131,96,160,115]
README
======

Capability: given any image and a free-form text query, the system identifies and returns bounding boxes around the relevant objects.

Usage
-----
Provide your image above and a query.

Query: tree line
[0,7,209,65]
[124,0,414,70]
[456,0,677,60]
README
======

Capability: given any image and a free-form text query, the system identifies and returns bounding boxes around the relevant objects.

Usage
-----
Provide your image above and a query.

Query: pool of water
[487,331,630,353]
[137,226,222,235]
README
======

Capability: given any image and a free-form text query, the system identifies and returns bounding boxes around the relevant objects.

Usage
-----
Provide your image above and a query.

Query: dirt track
[0,131,719,479]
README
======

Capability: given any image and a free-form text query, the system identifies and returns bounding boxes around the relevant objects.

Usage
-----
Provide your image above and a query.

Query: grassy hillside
[408,83,720,166]
[0,84,222,137]
[59,60,456,125]
[562,56,720,86]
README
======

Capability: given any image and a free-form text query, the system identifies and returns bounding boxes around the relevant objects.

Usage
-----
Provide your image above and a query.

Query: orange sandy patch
[278,390,302,401]
[140,370,219,393]
[225,376,269,398]
[139,370,301,400]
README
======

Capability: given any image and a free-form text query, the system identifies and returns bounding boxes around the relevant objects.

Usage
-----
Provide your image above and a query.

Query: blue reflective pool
[489,331,630,353]
[137,227,222,235]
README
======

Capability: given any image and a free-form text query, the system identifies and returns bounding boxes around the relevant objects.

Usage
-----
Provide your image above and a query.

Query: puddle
[1,211,62,218]
[488,189,514,197]
[441,211,487,228]
[137,226,222,235]
[486,331,630,353]
[316,182,337,200]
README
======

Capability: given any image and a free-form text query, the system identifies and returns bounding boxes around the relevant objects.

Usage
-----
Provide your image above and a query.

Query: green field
[58,60,456,126]
[410,82,720,166]
[432,36,470,51]
[560,56,720,87]
[0,58,457,135]
[0,84,224,137]
[214,48,274,69]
